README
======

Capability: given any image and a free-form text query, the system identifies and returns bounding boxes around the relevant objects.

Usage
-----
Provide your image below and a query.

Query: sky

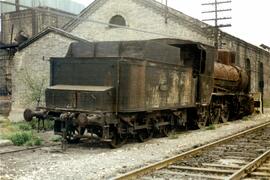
[75,0,270,48]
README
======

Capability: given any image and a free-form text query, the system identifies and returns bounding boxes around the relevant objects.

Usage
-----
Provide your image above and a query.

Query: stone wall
[70,0,210,44]
[1,8,73,44]
[10,32,77,121]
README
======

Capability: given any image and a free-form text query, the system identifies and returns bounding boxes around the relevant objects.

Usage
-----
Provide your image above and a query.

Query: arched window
[258,62,264,91]
[245,58,251,92]
[109,15,126,27]
[245,58,251,72]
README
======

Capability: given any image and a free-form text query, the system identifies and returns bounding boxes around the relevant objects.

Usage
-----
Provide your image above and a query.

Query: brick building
[1,7,75,44]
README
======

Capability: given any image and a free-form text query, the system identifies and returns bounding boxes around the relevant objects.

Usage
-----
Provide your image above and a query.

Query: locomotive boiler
[24,39,254,148]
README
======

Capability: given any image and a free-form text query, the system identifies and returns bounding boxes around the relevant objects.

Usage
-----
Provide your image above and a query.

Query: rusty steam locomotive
[24,39,254,148]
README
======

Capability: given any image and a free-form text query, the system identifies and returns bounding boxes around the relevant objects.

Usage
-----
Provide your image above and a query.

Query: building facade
[1,7,75,44]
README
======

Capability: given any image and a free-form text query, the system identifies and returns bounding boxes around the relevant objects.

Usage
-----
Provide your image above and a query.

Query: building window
[258,62,264,91]
[245,58,251,92]
[109,15,126,27]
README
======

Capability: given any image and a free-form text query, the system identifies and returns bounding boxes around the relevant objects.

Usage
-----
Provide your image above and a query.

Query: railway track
[0,143,61,155]
[114,121,270,180]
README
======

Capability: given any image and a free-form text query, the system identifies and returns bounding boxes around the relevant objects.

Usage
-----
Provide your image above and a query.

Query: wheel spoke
[161,125,171,137]
[110,131,128,148]
[66,127,85,144]
[220,104,229,123]
[197,107,209,129]
[137,117,154,142]
[138,129,154,142]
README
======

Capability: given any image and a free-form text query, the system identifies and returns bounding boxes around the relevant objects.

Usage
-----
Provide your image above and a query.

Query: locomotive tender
[24,39,254,148]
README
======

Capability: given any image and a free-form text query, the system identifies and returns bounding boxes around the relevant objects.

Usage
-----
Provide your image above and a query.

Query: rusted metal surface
[214,62,249,91]
[214,62,239,81]
[66,41,182,65]
[118,59,196,112]
[218,49,236,65]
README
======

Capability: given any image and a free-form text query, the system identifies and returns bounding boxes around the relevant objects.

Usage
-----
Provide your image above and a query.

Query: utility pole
[202,0,232,49]
[165,0,168,23]
[15,0,20,11]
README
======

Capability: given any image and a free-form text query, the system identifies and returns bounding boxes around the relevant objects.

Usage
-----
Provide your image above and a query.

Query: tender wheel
[220,104,229,123]
[161,125,171,137]
[197,107,209,129]
[138,129,154,142]
[137,117,154,142]
[209,107,221,125]
[110,130,128,148]
[66,127,85,144]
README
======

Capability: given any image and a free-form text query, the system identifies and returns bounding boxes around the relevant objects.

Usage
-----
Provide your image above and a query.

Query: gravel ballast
[1,112,270,180]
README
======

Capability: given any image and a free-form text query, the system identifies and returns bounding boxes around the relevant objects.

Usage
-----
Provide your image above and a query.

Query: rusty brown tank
[214,62,249,92]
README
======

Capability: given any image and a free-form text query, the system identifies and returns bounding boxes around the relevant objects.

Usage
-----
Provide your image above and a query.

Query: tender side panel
[119,61,146,111]
[47,58,118,112]
[50,58,118,86]
[46,88,115,112]
[119,59,195,112]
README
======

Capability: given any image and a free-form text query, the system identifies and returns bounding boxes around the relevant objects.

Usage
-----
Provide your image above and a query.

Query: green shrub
[8,131,32,146]
[26,136,42,146]
[50,135,62,142]
[33,137,42,146]
[17,123,32,131]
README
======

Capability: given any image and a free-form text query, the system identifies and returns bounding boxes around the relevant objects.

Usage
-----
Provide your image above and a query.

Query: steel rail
[113,121,270,180]
[227,149,270,180]
[0,144,60,155]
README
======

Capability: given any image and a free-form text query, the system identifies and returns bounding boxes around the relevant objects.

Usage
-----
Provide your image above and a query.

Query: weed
[206,124,216,130]
[8,131,32,146]
[26,136,42,146]
[17,123,32,131]
[29,119,54,130]
[168,131,178,139]
[33,137,42,146]
[0,120,45,146]
[242,116,250,121]
[50,135,62,142]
